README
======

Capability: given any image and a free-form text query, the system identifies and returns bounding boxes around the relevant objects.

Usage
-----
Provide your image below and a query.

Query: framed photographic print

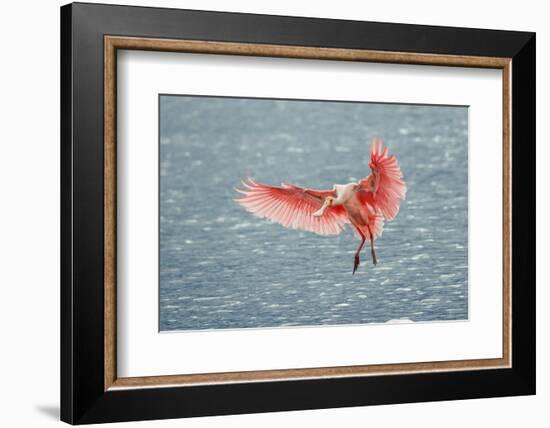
[60,2,536,424]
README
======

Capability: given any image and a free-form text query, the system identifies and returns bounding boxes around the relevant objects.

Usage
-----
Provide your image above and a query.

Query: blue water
[159,96,468,331]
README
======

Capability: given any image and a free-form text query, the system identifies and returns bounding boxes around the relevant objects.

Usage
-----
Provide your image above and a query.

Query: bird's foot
[371,251,378,266]
[353,255,360,274]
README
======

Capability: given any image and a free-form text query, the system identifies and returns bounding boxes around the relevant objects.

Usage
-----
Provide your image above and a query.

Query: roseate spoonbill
[235,138,406,273]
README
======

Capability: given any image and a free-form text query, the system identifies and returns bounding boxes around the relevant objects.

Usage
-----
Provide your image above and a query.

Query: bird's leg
[366,225,377,266]
[313,197,333,217]
[353,227,367,275]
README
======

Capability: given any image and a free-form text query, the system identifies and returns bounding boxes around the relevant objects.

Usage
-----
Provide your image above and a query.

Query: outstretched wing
[360,138,406,220]
[235,178,349,236]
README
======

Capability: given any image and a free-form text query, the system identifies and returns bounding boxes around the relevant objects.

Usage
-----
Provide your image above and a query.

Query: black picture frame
[61,2,535,424]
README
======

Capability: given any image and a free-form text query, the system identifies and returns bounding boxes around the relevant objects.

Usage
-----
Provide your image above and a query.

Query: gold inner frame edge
[104,36,512,391]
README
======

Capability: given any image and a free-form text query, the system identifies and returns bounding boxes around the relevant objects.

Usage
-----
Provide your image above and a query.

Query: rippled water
[159,95,468,331]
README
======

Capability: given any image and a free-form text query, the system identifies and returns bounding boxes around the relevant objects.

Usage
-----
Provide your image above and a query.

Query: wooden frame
[104,36,512,390]
[62,2,535,424]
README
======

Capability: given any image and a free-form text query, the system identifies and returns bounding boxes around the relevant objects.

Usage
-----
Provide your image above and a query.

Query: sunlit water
[159,96,468,331]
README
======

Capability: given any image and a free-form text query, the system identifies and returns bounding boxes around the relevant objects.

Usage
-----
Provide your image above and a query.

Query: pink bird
[235,138,407,273]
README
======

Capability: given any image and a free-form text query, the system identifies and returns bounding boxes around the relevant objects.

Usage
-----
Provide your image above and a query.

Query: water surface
[159,96,468,331]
